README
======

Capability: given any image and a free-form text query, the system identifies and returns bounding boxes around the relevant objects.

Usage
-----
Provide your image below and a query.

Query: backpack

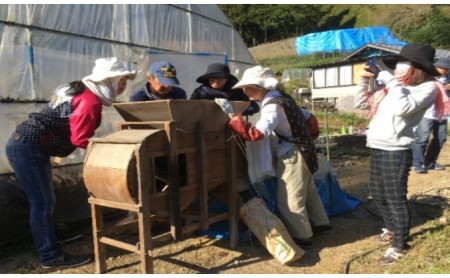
[266,93,318,174]
[306,113,320,140]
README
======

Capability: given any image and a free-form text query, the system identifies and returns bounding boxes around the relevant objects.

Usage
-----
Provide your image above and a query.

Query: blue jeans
[412,118,448,168]
[5,134,64,264]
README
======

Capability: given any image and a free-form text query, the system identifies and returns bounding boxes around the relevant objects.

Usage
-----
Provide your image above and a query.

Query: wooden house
[310,43,450,112]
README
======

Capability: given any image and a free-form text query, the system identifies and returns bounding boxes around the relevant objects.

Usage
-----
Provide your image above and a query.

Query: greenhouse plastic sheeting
[0,4,255,174]
[0,4,257,240]
[295,26,406,55]
[0,4,254,102]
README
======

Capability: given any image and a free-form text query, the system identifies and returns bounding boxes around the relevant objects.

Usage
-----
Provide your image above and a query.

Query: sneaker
[425,163,445,170]
[413,166,427,174]
[41,253,91,269]
[378,228,393,245]
[379,247,406,265]
[312,224,333,235]
[293,237,313,249]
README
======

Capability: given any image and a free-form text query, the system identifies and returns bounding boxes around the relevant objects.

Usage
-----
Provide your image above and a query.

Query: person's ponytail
[66,81,87,96]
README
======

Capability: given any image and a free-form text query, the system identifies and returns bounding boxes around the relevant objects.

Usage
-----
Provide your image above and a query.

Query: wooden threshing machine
[83,100,251,273]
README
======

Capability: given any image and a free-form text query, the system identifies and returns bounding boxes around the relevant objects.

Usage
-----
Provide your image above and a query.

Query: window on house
[339,65,352,85]
[326,67,338,87]
[314,68,325,88]
[313,64,354,88]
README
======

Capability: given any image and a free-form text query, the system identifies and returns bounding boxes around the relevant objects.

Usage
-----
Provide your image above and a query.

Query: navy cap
[434,58,450,70]
[149,61,180,86]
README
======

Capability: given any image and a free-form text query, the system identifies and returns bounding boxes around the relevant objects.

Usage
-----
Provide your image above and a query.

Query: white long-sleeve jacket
[354,76,436,151]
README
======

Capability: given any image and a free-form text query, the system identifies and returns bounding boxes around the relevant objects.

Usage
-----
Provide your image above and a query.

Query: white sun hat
[83,57,136,82]
[232,66,279,90]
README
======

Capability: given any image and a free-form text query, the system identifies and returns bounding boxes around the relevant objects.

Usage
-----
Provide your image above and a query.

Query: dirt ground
[1,135,449,274]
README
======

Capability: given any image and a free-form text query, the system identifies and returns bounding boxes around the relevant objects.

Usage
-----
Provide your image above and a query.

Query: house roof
[310,43,450,68]
[342,43,450,62]
[341,43,402,61]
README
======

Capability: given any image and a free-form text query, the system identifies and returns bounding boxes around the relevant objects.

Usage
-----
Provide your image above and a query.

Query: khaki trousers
[276,147,329,239]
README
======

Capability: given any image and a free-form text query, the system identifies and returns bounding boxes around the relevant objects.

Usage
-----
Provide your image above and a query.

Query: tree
[220,4,450,49]
[403,6,450,49]
[219,4,323,46]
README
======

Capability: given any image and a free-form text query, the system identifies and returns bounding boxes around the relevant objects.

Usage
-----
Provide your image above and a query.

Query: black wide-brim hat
[382,43,440,76]
[196,63,238,83]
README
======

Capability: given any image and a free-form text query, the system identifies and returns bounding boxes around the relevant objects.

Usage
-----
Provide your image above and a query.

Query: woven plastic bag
[239,197,305,264]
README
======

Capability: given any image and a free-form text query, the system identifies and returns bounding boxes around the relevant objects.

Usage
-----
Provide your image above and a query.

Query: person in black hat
[354,43,441,265]
[412,57,450,173]
[190,63,260,116]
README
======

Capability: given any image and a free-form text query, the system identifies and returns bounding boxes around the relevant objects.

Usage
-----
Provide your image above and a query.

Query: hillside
[246,4,450,72]
[248,37,346,75]
[248,38,296,62]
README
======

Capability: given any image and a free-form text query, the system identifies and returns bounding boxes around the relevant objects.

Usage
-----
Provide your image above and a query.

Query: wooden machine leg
[165,122,182,240]
[227,131,238,249]
[196,122,209,231]
[90,202,107,273]
[136,144,154,273]
[137,208,153,274]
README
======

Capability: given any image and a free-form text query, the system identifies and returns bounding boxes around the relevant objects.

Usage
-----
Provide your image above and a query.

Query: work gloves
[215,98,234,115]
[228,114,264,142]
[215,98,264,141]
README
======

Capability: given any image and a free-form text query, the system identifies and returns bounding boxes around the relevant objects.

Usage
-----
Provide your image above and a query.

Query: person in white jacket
[216,66,330,249]
[354,43,440,265]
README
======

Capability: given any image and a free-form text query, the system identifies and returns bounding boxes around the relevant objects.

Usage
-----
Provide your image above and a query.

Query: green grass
[393,222,450,274]
[256,53,347,75]
[346,214,450,274]
[314,111,370,135]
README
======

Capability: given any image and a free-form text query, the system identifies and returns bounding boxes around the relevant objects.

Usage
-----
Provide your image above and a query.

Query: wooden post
[90,201,107,274]
[135,143,153,273]
[196,121,209,230]
[165,121,182,240]
[227,129,238,249]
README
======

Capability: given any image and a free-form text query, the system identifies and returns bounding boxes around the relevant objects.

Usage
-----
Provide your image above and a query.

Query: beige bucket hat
[232,66,279,90]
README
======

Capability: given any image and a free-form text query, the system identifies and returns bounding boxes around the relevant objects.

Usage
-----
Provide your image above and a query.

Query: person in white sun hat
[215,65,330,250]
[5,57,135,269]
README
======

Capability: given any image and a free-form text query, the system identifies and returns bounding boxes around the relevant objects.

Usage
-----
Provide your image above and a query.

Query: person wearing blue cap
[129,61,187,101]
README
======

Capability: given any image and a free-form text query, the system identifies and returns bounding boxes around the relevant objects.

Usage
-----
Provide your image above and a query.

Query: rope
[227,132,248,161]
[343,245,385,274]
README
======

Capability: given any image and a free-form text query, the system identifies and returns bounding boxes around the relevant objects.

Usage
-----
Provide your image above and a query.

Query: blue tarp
[295,26,406,55]
[314,174,361,217]
[197,171,361,240]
